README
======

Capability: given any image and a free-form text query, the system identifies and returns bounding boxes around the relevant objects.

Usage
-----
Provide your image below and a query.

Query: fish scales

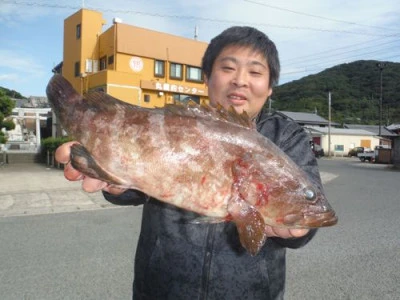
[46,75,337,255]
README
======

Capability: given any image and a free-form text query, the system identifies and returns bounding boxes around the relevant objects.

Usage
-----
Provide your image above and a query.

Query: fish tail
[70,144,126,186]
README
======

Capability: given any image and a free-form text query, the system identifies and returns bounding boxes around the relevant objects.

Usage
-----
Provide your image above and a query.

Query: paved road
[286,158,400,300]
[0,162,338,217]
[0,163,114,217]
[0,159,398,299]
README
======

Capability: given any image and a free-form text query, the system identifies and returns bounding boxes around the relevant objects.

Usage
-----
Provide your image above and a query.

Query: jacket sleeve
[102,189,148,206]
[264,119,322,249]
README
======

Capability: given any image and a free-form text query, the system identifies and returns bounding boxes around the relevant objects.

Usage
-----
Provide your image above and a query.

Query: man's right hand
[55,141,127,195]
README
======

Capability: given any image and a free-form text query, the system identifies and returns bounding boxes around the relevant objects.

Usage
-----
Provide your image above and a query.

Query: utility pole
[328,91,331,157]
[268,98,273,115]
[376,62,386,138]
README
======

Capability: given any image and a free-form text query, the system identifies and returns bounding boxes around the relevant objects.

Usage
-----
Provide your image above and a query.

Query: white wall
[320,134,380,156]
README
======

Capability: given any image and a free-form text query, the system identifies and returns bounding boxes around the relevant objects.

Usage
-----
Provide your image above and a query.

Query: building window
[108,55,114,65]
[76,24,81,39]
[173,94,200,104]
[99,56,107,70]
[186,66,203,82]
[144,94,150,103]
[154,60,165,77]
[74,61,80,77]
[170,63,183,80]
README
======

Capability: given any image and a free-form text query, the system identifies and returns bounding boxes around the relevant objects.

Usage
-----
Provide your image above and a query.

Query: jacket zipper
[199,223,216,300]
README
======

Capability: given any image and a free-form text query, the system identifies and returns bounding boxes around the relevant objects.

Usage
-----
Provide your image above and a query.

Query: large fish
[46,75,337,255]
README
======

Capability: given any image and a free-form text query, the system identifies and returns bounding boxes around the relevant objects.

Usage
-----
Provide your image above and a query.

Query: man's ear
[267,88,273,98]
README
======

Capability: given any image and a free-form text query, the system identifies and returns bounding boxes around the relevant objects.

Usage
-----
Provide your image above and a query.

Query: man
[56,26,322,299]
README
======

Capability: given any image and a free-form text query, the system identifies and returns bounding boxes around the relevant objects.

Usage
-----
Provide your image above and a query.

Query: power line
[3,0,400,38]
[281,50,400,77]
[283,39,400,68]
[243,0,400,32]
[283,36,399,63]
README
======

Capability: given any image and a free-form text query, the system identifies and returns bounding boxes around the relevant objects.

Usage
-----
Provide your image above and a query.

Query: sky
[0,0,399,97]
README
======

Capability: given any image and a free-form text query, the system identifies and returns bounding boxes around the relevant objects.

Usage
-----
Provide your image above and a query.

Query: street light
[376,62,386,137]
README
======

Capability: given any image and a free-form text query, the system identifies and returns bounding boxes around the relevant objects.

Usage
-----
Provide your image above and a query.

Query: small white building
[306,126,381,156]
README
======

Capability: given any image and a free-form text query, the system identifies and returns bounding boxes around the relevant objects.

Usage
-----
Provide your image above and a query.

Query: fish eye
[304,188,316,201]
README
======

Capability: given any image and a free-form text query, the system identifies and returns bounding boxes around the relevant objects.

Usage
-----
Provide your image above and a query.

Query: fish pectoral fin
[228,198,267,256]
[70,144,125,186]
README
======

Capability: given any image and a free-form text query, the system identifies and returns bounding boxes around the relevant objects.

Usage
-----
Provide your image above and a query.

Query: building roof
[305,126,377,136]
[387,124,400,131]
[344,124,398,137]
[274,111,340,126]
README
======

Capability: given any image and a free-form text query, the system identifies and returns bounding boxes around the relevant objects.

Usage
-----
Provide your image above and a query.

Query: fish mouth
[283,210,338,228]
[302,210,338,228]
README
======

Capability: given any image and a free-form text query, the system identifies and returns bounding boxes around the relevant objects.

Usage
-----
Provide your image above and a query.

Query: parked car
[357,148,374,162]
[348,146,364,157]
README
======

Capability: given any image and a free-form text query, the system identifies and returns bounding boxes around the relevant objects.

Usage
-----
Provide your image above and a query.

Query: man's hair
[201,26,280,87]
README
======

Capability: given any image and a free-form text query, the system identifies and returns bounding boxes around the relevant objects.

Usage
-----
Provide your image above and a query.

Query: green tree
[0,90,15,144]
[0,89,15,118]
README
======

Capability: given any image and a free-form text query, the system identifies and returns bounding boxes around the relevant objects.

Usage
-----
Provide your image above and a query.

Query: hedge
[41,136,72,154]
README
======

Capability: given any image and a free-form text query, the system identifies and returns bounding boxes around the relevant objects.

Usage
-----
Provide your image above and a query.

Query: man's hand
[55,141,126,195]
[265,226,309,239]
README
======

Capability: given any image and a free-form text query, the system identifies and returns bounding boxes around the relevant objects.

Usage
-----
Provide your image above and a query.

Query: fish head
[232,152,338,229]
[267,184,338,228]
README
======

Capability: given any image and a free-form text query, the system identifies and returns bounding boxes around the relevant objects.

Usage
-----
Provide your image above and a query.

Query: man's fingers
[265,226,309,239]
[81,177,108,193]
[64,162,84,181]
[288,228,309,238]
[103,185,127,195]
[55,141,79,164]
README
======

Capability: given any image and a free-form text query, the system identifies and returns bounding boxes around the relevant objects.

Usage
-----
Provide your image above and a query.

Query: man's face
[205,45,273,119]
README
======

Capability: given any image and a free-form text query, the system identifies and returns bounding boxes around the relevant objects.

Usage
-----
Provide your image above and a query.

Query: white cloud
[0,73,19,81]
[0,50,45,75]
[0,0,399,94]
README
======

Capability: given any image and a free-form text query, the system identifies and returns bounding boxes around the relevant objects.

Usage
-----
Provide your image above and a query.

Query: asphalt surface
[0,163,116,217]
[286,158,400,300]
[1,159,398,299]
[0,162,338,218]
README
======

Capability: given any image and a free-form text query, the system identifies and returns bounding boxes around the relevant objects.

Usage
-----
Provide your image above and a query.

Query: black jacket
[103,114,323,300]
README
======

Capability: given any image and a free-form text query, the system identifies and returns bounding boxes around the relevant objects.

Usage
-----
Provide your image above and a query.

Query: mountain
[272,60,400,125]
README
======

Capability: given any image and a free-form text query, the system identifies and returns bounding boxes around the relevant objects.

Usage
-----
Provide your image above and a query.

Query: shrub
[0,131,6,144]
[1,119,15,131]
[41,136,72,154]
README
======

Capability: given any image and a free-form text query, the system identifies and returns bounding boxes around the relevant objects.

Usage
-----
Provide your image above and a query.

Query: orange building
[57,9,209,108]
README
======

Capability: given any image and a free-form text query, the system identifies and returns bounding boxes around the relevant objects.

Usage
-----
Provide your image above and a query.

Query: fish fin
[70,144,126,186]
[84,91,141,113]
[162,101,255,129]
[228,197,267,256]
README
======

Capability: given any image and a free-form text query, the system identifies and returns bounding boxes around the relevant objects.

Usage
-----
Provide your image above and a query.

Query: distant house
[272,111,398,156]
[273,111,340,127]
[272,111,340,148]
[305,126,381,156]
[386,124,400,135]
[344,124,398,148]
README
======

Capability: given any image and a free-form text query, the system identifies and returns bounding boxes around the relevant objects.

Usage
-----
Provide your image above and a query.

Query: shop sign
[141,80,207,96]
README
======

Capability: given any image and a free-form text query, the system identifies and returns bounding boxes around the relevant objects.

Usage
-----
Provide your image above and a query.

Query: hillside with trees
[272,60,400,125]
[0,86,26,100]
[1,60,399,126]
